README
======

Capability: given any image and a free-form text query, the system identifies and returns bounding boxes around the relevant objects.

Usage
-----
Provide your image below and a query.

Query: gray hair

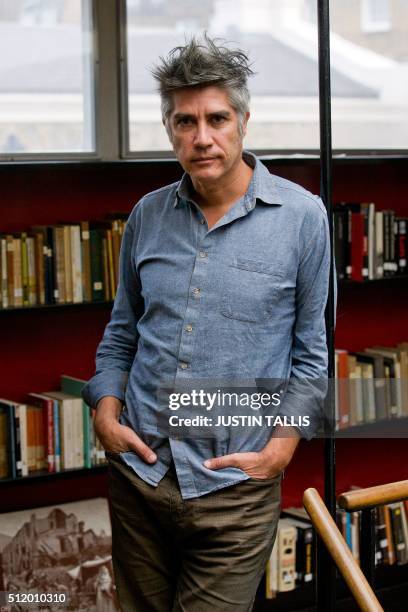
[151,34,254,135]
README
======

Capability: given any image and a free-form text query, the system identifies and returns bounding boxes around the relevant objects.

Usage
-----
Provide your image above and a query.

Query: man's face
[167,85,249,184]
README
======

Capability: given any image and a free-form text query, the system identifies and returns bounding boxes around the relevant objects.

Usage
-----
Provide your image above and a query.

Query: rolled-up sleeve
[277,197,334,440]
[82,208,143,408]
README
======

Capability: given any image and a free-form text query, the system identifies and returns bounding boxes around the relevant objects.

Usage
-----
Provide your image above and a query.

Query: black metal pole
[360,508,376,586]
[317,0,336,611]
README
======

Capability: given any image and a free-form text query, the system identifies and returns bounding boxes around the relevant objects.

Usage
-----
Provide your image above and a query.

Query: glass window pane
[0,0,95,155]
[125,0,408,154]
[331,0,407,149]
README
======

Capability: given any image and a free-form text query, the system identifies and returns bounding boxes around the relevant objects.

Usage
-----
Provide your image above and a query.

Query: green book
[60,375,91,468]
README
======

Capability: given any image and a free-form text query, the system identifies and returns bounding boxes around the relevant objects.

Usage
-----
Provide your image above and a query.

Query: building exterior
[2,508,110,576]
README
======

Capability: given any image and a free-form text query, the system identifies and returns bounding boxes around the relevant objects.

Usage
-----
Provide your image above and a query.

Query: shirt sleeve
[81,211,143,408]
[277,198,335,440]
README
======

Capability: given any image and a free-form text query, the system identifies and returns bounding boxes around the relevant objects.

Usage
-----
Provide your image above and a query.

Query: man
[82,35,331,612]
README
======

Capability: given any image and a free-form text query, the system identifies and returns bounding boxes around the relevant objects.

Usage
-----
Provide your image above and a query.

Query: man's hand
[94,396,157,464]
[204,426,300,479]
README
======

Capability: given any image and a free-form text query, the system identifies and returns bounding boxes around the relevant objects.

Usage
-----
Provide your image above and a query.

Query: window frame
[119,0,407,160]
[0,0,406,162]
[0,0,100,162]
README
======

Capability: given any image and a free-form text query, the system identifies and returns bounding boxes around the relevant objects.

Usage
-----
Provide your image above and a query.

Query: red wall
[1,158,407,508]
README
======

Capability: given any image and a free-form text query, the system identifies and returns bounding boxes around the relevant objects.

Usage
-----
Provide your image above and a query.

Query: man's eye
[177,117,192,126]
[211,115,226,124]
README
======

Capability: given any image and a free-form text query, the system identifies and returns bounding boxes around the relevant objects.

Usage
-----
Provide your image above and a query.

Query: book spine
[6,405,17,478]
[90,229,104,301]
[101,234,110,301]
[54,400,61,472]
[334,209,346,280]
[63,225,73,303]
[46,399,55,473]
[27,236,37,305]
[34,232,46,305]
[21,232,29,306]
[13,237,23,306]
[45,227,55,304]
[53,227,65,303]
[111,220,120,290]
[361,205,369,280]
[107,228,116,299]
[390,212,397,274]
[375,211,384,279]
[0,237,8,308]
[389,504,407,564]
[81,222,92,302]
[277,525,296,592]
[351,212,364,282]
[13,405,23,477]
[71,225,83,303]
[6,235,15,307]
[383,504,396,564]
[18,405,28,477]
[397,218,407,274]
[83,401,91,468]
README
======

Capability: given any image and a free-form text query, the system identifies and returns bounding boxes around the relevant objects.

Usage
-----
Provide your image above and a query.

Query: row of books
[334,203,407,281]
[0,213,129,309]
[334,499,408,568]
[265,499,408,598]
[0,375,106,480]
[265,507,314,598]
[335,342,408,429]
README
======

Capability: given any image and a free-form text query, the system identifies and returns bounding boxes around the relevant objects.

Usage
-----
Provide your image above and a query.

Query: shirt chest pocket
[220,258,285,323]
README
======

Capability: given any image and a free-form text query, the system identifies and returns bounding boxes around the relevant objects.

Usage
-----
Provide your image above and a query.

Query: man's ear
[163,118,173,144]
[242,111,250,137]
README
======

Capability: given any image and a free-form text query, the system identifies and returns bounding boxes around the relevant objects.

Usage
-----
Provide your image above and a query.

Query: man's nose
[193,121,213,148]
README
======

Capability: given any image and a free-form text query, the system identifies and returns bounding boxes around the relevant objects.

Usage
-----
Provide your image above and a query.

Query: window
[124,0,408,155]
[0,0,96,157]
[124,0,321,154]
[361,0,391,33]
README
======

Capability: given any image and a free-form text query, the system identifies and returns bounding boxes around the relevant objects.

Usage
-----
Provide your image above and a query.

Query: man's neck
[191,157,253,210]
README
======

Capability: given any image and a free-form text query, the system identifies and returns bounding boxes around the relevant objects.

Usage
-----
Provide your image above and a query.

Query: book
[61,375,92,469]
[276,519,297,592]
[389,503,408,565]
[27,393,56,473]
[280,516,315,584]
[0,400,17,479]
[42,391,77,469]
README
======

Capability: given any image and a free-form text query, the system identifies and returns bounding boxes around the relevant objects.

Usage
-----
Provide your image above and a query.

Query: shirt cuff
[81,370,129,409]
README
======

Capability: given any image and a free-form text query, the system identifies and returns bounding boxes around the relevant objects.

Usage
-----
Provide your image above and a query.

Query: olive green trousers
[106,453,281,612]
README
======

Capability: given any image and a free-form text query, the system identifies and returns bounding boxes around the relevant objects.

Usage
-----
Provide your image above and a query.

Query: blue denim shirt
[82,151,331,499]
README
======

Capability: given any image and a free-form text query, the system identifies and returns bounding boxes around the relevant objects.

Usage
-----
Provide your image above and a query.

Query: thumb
[204,453,239,470]
[124,428,157,464]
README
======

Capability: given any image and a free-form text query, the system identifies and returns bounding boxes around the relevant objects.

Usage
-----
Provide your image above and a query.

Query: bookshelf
[1,156,407,608]
[0,301,114,314]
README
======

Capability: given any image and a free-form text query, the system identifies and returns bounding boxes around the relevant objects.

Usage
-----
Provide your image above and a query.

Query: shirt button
[185,325,193,332]
[179,361,189,369]
[200,218,205,224]
[193,287,201,296]
[199,251,207,258]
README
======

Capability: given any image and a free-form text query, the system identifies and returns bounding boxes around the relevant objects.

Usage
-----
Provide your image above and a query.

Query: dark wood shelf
[1,276,407,315]
[0,464,107,485]
[335,416,408,438]
[254,562,408,611]
[338,275,408,287]
[0,300,113,314]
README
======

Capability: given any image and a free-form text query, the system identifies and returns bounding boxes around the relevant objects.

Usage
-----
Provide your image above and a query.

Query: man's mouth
[192,157,217,163]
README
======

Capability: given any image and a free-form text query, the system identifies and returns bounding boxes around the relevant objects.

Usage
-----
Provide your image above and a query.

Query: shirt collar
[174,150,283,208]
